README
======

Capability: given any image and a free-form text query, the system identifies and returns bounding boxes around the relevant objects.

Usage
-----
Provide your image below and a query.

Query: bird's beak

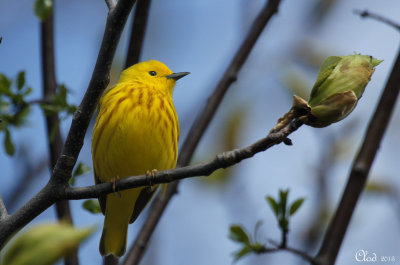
[166,72,190,81]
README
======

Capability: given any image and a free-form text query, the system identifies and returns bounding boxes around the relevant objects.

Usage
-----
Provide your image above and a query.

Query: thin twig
[41,10,79,265]
[315,46,400,265]
[122,1,283,264]
[105,0,117,10]
[125,0,152,68]
[0,194,8,221]
[354,9,400,31]
[267,240,315,263]
[0,0,137,249]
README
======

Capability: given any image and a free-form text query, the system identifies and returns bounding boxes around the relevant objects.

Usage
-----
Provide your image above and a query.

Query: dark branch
[266,241,316,263]
[122,1,283,264]
[41,9,78,265]
[0,0,137,249]
[105,0,117,10]
[0,194,8,220]
[64,119,302,199]
[125,0,152,68]
[354,9,400,31]
[315,46,400,265]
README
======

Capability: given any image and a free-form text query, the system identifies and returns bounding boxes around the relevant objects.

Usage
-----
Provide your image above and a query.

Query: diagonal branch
[123,1,283,263]
[41,8,79,265]
[314,46,400,265]
[105,0,117,11]
[354,9,400,31]
[64,118,302,199]
[0,194,8,221]
[0,0,137,249]
[125,0,152,68]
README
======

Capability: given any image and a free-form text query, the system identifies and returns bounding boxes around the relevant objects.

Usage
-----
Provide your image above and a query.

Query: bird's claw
[112,176,122,198]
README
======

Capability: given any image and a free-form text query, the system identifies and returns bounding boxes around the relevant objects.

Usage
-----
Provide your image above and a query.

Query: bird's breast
[92,85,179,182]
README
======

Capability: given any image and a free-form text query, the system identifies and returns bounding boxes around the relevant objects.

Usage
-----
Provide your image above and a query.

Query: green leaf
[309,56,342,101]
[53,84,68,107]
[17,71,25,91]
[289,198,305,216]
[3,223,94,265]
[23,87,32,96]
[4,129,15,156]
[82,200,102,214]
[278,189,289,218]
[233,245,252,262]
[69,162,91,185]
[34,0,53,22]
[40,103,61,116]
[229,225,250,245]
[0,74,12,96]
[266,196,279,217]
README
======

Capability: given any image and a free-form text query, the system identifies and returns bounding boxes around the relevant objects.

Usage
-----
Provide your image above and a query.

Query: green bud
[3,223,95,265]
[304,54,382,127]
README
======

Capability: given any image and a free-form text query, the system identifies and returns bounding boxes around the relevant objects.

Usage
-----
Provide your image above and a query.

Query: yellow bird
[92,60,189,257]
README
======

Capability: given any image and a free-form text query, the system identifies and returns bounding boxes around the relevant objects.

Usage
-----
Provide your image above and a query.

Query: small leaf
[82,200,102,214]
[3,223,94,265]
[4,129,15,156]
[229,225,250,245]
[289,198,305,216]
[34,0,53,22]
[17,71,25,91]
[23,87,33,96]
[0,74,12,95]
[278,189,289,218]
[266,196,279,217]
[70,162,91,185]
[233,245,252,261]
[40,103,61,116]
[53,84,68,107]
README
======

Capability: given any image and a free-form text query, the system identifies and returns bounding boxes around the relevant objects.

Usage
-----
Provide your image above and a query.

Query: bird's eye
[149,71,157,76]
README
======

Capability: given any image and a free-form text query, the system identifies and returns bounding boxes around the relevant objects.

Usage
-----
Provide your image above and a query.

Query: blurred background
[1,0,400,264]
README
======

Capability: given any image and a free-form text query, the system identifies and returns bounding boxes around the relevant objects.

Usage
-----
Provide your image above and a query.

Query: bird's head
[119,60,189,96]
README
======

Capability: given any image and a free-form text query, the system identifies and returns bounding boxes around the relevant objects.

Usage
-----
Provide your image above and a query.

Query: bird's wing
[129,186,158,224]
[94,169,106,215]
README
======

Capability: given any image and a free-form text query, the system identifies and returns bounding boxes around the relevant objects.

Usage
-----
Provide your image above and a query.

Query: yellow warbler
[92,60,189,257]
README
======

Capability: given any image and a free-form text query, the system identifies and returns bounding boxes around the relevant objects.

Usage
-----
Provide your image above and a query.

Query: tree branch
[315,47,400,265]
[354,9,400,31]
[123,1,283,263]
[266,241,316,263]
[64,118,302,199]
[125,0,152,68]
[105,0,117,11]
[0,194,8,221]
[0,0,137,249]
[41,9,79,265]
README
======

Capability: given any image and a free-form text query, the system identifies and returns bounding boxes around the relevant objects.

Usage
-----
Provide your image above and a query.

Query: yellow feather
[92,60,188,257]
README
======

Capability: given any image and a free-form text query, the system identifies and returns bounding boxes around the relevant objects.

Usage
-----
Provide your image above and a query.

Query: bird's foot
[111,176,122,198]
[146,169,158,188]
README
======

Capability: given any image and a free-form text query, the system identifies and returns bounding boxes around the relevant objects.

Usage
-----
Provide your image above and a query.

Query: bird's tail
[99,190,138,257]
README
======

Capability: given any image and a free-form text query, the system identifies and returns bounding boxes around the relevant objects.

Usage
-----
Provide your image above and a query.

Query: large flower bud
[303,54,382,127]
